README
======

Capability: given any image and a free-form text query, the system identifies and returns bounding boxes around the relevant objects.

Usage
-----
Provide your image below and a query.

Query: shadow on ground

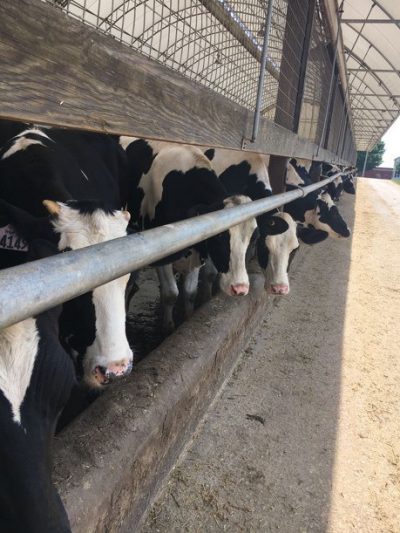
[140,193,356,532]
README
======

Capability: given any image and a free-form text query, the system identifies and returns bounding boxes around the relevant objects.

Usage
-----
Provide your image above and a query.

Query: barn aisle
[139,180,400,532]
[328,179,400,533]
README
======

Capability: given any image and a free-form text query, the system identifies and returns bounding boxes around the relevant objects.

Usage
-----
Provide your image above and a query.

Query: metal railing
[0,174,341,330]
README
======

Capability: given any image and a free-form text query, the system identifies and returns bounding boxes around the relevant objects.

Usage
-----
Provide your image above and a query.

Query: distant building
[364,167,393,180]
[394,157,400,177]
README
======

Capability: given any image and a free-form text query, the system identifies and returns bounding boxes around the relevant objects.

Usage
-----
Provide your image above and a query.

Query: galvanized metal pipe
[0,174,340,330]
[362,150,369,176]
[251,0,275,142]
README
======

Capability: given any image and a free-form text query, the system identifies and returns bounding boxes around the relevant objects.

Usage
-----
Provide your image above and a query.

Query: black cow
[0,239,75,533]
[0,122,133,387]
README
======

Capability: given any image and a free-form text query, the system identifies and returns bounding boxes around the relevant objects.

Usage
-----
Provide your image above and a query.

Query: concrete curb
[53,272,269,532]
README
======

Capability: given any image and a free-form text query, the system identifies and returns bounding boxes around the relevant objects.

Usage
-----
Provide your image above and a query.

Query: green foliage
[356,141,385,174]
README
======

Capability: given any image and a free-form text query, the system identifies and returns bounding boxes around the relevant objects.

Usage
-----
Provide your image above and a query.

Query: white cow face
[258,212,299,295]
[304,192,350,239]
[207,196,257,297]
[44,200,134,387]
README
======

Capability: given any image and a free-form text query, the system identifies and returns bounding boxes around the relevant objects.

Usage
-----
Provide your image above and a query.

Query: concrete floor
[139,179,400,533]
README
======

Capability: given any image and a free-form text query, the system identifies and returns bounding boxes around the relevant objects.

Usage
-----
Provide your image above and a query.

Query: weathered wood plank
[0,0,350,164]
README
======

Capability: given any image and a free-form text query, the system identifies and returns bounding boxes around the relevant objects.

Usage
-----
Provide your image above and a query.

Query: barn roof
[45,0,400,154]
[335,0,400,151]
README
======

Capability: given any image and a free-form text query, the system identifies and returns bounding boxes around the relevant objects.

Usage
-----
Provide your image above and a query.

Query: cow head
[0,198,133,388]
[42,200,133,388]
[257,212,299,295]
[343,175,356,194]
[0,239,74,532]
[205,196,257,296]
[327,176,344,202]
[304,192,350,239]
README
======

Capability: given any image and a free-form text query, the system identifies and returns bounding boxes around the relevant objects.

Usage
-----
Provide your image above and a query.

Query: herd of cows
[0,120,356,531]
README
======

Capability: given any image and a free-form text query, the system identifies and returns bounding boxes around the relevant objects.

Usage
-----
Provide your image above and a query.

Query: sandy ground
[139,179,400,532]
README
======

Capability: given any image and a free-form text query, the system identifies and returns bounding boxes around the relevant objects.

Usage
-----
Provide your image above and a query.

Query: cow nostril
[93,365,110,385]
[92,359,133,386]
[230,284,249,296]
[270,284,289,295]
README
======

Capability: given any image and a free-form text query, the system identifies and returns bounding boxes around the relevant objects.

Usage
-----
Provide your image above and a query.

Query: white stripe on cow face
[0,318,39,424]
[264,212,299,295]
[48,202,133,387]
[219,196,257,296]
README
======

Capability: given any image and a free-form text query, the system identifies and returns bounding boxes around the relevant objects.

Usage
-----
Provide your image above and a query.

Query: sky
[379,116,400,167]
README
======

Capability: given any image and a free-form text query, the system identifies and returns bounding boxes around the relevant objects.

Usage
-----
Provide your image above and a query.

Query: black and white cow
[0,239,75,533]
[121,138,267,332]
[340,166,356,195]
[322,163,344,201]
[202,149,330,295]
[323,163,356,200]
[287,159,351,240]
[0,122,133,387]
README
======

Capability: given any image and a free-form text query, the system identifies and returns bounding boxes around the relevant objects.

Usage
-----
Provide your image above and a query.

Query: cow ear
[262,216,289,235]
[297,226,329,244]
[0,199,56,243]
[43,199,62,216]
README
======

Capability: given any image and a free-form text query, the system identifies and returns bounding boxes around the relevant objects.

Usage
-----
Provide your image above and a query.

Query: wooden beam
[0,0,350,164]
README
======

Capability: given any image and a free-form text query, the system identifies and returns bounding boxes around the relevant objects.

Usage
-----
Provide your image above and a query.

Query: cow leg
[156,264,179,334]
[199,259,218,303]
[182,267,201,319]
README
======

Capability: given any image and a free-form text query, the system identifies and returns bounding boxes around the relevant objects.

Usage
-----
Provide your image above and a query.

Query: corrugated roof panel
[341,0,400,150]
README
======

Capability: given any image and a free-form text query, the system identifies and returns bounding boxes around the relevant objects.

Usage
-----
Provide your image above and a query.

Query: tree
[356,141,385,174]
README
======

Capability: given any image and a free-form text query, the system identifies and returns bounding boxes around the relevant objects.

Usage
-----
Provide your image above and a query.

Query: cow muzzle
[92,357,133,386]
[230,283,249,296]
[267,283,289,295]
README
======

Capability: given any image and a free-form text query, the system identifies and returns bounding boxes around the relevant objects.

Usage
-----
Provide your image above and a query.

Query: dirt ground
[139,179,400,532]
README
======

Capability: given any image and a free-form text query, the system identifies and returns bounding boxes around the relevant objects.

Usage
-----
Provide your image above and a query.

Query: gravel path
[139,179,400,533]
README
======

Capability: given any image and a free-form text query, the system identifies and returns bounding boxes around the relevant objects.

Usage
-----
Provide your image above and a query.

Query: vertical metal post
[335,97,347,154]
[317,1,344,155]
[251,0,275,142]
[362,151,369,176]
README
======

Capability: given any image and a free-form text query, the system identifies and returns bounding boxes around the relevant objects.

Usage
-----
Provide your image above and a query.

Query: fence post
[270,0,315,192]
[268,156,288,194]
[362,151,369,176]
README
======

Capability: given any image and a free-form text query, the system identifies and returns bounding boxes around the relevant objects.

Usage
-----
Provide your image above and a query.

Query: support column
[268,156,288,194]
[362,151,369,176]
[309,161,323,182]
